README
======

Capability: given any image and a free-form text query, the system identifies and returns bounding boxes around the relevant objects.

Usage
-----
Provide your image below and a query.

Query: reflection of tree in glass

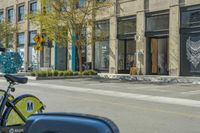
[189,11,200,27]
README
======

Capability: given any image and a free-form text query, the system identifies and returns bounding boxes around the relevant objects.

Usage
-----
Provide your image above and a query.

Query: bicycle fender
[1,94,45,126]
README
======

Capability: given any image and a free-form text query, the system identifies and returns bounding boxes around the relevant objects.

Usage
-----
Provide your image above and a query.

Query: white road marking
[27,82,200,108]
[88,83,170,92]
[126,87,170,92]
[181,90,200,96]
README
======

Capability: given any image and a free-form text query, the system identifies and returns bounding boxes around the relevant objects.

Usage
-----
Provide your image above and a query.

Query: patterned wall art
[0,51,23,74]
[186,37,200,69]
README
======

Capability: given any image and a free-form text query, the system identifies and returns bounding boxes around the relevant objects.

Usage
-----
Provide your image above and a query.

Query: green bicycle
[0,74,45,127]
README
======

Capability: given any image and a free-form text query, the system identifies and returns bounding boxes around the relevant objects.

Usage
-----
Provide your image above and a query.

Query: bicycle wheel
[1,94,45,126]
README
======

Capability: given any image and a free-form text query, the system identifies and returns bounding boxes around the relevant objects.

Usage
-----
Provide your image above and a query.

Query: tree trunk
[77,44,82,72]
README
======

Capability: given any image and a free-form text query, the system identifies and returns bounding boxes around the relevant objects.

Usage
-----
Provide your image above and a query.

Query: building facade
[0,0,200,76]
[86,0,200,76]
[0,0,67,71]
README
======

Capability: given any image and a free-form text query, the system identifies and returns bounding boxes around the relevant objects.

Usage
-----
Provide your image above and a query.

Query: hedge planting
[31,70,97,77]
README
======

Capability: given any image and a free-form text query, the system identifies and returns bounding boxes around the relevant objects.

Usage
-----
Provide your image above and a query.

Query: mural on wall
[186,37,200,69]
[0,52,23,74]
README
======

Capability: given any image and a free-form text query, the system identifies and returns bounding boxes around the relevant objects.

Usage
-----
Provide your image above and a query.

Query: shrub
[89,70,97,75]
[73,71,79,76]
[40,71,47,77]
[31,71,36,76]
[82,70,97,75]
[47,71,53,76]
[64,70,73,76]
[78,71,82,75]
[53,71,59,76]
[82,70,89,75]
[59,71,64,76]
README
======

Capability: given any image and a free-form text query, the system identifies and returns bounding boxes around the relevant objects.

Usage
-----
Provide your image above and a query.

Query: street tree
[28,0,112,71]
[0,20,17,49]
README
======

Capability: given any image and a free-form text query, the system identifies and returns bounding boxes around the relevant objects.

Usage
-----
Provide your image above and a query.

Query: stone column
[68,39,73,71]
[24,1,29,71]
[109,0,118,74]
[136,0,146,75]
[86,26,93,63]
[169,0,180,76]
[13,4,17,52]
[51,42,55,69]
[3,8,7,48]
[109,16,118,74]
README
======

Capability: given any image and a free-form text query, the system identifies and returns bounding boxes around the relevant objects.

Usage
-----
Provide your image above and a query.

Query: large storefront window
[146,12,169,32]
[181,8,200,28]
[118,40,136,71]
[0,10,3,22]
[180,6,200,76]
[17,33,25,64]
[95,41,109,71]
[117,16,136,73]
[118,16,136,37]
[29,31,37,70]
[95,20,109,71]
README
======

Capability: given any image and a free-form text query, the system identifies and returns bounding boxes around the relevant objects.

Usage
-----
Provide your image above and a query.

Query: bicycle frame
[0,82,27,125]
[0,83,43,127]
[0,75,45,130]
[0,82,13,120]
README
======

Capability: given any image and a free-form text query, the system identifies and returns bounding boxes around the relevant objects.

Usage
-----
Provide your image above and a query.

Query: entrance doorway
[147,37,168,75]
[118,39,136,73]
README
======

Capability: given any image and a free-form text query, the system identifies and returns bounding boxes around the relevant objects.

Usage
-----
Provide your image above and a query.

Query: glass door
[126,40,136,70]
[118,39,136,73]
[150,38,168,75]
[118,40,125,71]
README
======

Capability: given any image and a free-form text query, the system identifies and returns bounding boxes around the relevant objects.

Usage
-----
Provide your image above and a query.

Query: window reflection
[95,41,109,70]
[146,13,169,32]
[95,20,109,71]
[118,17,136,35]
[181,9,200,28]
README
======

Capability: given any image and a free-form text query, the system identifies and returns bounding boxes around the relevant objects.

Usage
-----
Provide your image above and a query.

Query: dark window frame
[29,31,37,46]
[180,5,200,76]
[96,0,106,3]
[95,19,110,41]
[7,7,14,23]
[117,16,136,39]
[0,10,3,22]
[180,5,200,29]
[145,10,169,35]
[94,19,110,72]
[29,1,37,13]
[17,32,25,47]
[18,4,25,22]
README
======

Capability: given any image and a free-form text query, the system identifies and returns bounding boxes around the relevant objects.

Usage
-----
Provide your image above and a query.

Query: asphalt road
[0,78,200,133]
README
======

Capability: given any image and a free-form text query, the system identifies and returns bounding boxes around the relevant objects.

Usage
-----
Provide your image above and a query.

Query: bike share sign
[26,101,34,113]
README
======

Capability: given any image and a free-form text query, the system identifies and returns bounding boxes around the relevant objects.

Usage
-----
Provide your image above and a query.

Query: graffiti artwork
[0,51,23,74]
[186,37,200,68]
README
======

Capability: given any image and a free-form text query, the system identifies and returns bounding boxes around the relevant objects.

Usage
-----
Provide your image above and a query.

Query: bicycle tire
[1,94,45,126]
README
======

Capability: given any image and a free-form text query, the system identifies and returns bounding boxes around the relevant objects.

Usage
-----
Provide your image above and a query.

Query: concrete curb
[98,73,200,84]
[26,75,100,80]
[1,73,200,84]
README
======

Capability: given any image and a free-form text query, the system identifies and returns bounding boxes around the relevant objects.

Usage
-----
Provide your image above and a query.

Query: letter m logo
[27,101,34,113]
